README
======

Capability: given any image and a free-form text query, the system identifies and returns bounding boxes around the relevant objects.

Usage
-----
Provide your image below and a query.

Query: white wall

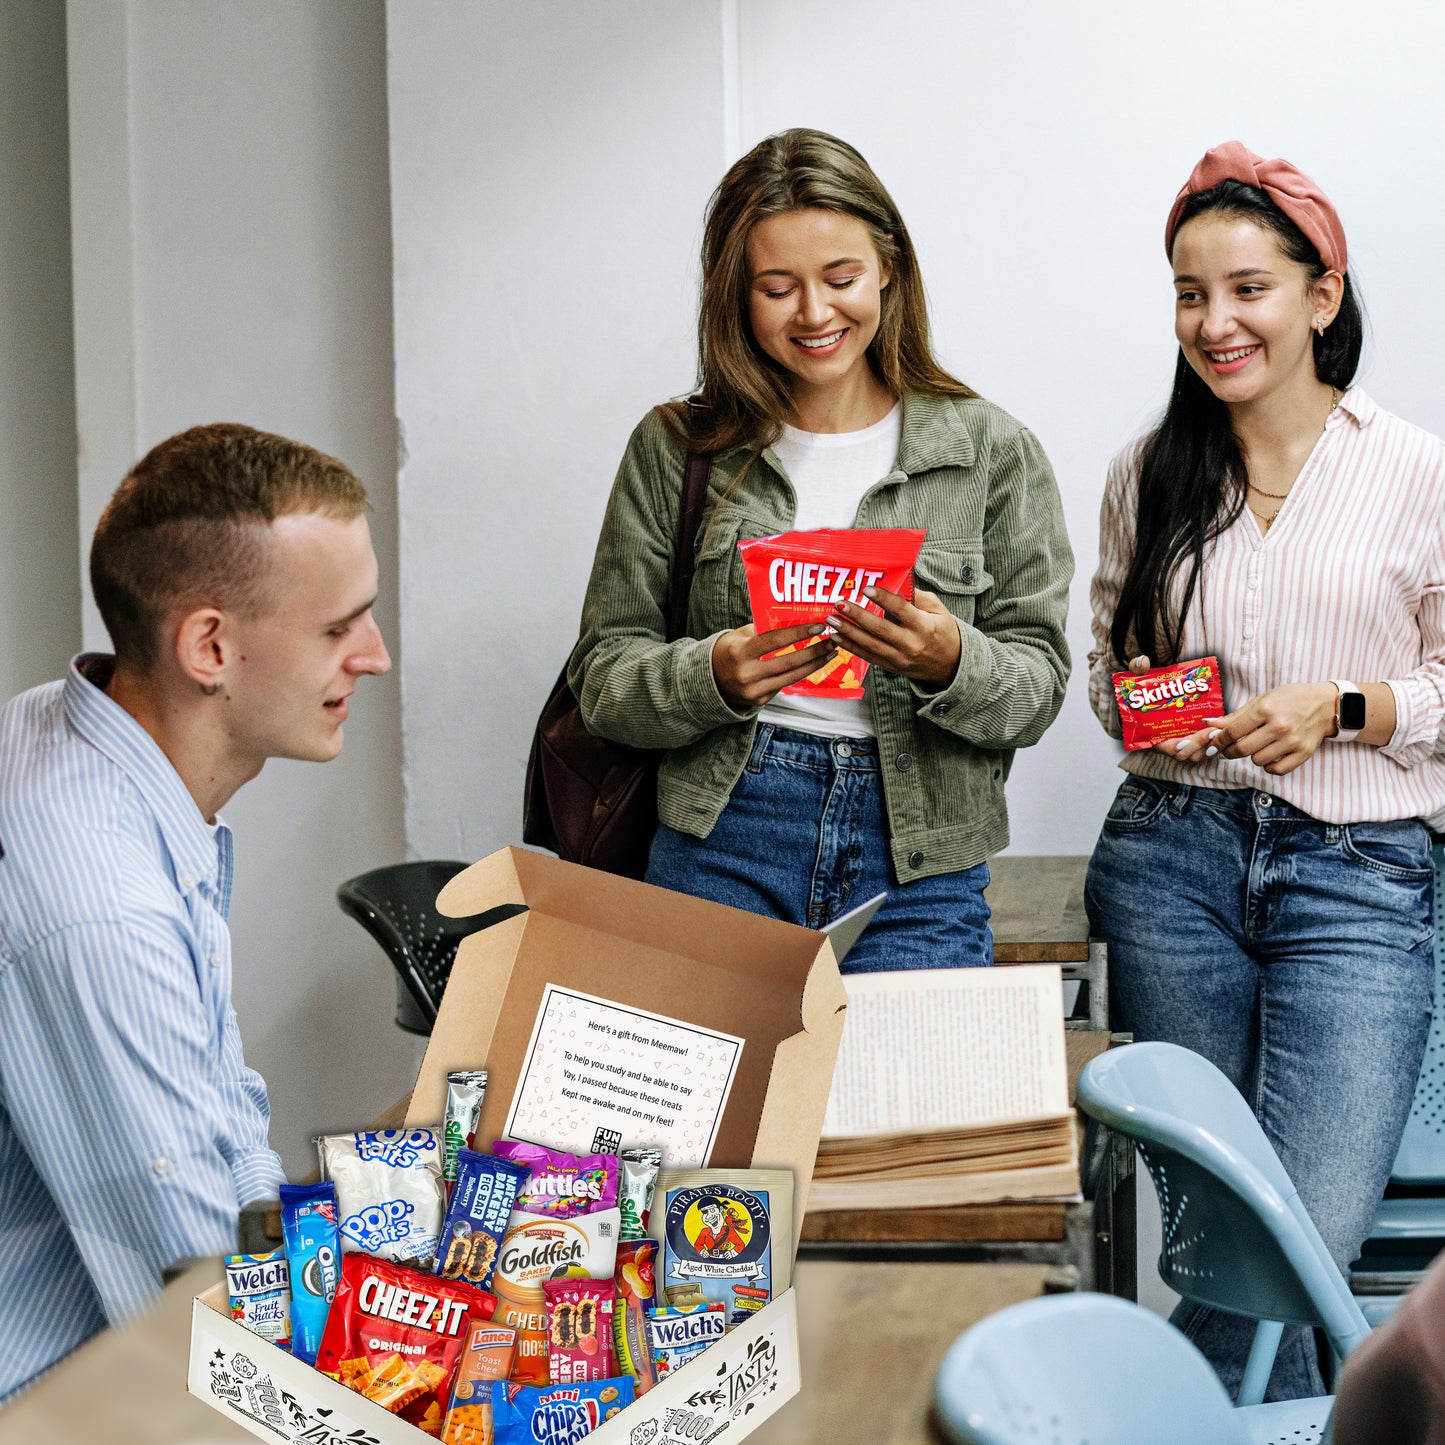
[389,0,1445,861]
[0,1,79,700]
[66,0,413,1175]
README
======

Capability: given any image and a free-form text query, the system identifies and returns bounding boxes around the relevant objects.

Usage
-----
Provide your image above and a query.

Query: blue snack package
[435,1148,530,1292]
[280,1181,342,1366]
[491,1377,636,1444]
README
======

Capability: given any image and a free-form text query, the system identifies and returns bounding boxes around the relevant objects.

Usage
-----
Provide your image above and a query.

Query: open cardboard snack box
[188,847,849,1445]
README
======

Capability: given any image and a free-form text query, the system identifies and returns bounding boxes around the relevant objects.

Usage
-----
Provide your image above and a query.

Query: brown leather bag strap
[666,451,713,642]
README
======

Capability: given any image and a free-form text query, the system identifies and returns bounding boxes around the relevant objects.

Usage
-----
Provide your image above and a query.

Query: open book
[810,964,1080,1210]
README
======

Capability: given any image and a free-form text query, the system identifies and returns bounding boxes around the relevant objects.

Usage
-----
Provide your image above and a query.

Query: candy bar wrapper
[490,1378,635,1445]
[444,1070,490,1190]
[617,1147,661,1242]
[226,1249,291,1351]
[319,1127,447,1270]
[436,1150,531,1293]
[737,527,927,696]
[653,1168,793,1328]
[491,1207,621,1386]
[441,1322,517,1445]
[1113,656,1225,751]
[541,1278,616,1383]
[647,1303,726,1378]
[491,1139,619,1219]
[315,1253,497,1438]
[279,1181,341,1365]
[612,1239,659,1394]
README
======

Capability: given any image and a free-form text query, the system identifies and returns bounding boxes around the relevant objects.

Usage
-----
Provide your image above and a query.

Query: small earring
[1315,318,1327,336]
[200,681,222,697]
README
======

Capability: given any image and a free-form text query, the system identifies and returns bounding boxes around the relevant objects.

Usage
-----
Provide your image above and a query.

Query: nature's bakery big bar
[188,847,849,1445]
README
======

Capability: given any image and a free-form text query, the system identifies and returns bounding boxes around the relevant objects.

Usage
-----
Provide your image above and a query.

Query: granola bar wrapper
[1112,656,1225,751]
[737,527,926,696]
[316,1253,498,1437]
[542,1277,615,1384]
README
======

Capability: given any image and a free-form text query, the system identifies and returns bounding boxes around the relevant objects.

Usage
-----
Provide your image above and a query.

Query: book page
[822,965,1067,1137]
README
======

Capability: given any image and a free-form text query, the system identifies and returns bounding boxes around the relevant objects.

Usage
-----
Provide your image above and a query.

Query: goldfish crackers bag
[1112,656,1225,750]
[738,528,926,697]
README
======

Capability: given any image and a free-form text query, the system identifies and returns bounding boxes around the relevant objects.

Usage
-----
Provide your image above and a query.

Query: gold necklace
[1245,387,1341,528]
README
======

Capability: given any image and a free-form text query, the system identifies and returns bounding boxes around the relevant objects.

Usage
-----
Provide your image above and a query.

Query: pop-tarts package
[279,1181,341,1366]
[653,1169,793,1328]
[318,1127,447,1270]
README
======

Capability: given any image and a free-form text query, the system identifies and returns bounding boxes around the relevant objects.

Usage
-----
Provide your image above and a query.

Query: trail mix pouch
[225,1249,291,1350]
[491,1140,619,1220]
[653,1169,793,1327]
[279,1181,341,1365]
[319,1127,447,1269]
[737,527,926,697]
[1112,656,1225,751]
[316,1253,497,1437]
[437,1149,530,1292]
[542,1278,615,1383]
[491,1207,622,1386]
[612,1239,659,1394]
[441,1322,518,1445]
[490,1378,635,1445]
[444,1070,490,1191]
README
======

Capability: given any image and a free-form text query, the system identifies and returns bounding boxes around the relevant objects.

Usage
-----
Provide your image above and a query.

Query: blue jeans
[1086,775,1434,1400]
[645,724,993,972]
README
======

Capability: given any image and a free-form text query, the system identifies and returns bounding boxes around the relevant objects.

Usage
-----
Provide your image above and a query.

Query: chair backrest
[336,860,526,1031]
[1078,1042,1369,1357]
[933,1293,1249,1445]
[1389,841,1445,1183]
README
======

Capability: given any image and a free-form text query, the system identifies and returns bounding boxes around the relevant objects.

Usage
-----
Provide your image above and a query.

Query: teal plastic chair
[933,1293,1330,1445]
[1077,1041,1369,1407]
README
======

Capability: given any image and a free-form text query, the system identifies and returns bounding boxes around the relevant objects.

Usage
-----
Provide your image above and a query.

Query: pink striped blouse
[1088,388,1445,827]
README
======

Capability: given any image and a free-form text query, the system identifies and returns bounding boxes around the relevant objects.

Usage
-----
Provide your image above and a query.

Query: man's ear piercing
[200,681,222,697]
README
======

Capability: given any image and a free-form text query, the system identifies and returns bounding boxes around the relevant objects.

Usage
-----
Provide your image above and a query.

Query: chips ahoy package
[737,528,926,697]
[1112,656,1225,750]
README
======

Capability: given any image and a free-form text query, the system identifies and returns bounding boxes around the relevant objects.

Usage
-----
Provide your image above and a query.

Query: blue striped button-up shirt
[0,655,285,1401]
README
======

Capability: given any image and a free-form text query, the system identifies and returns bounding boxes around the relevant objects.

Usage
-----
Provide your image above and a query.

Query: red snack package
[441,1322,518,1445]
[541,1278,615,1383]
[316,1253,498,1437]
[1112,656,1225,751]
[737,528,927,697]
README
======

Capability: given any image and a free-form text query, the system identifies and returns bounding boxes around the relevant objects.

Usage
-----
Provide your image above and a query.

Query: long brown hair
[666,128,973,455]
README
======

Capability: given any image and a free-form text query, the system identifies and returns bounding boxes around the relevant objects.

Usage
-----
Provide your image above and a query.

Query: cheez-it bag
[738,528,926,697]
[316,1253,498,1437]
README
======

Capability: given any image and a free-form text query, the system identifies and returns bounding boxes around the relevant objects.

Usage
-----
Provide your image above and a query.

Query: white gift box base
[190,1282,798,1445]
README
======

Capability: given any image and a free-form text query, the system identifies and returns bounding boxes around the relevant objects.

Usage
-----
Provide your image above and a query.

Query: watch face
[1340,691,1367,731]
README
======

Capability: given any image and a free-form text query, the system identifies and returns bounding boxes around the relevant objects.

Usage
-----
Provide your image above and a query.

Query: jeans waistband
[747,722,879,773]
[1136,775,1335,826]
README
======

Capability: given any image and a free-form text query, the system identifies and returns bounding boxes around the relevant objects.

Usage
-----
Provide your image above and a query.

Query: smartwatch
[1330,680,1366,743]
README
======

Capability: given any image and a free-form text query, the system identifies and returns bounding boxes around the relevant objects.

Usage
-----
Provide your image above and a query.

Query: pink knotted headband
[1164,140,1347,274]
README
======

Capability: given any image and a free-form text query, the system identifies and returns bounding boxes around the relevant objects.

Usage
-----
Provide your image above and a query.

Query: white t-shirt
[758,404,903,740]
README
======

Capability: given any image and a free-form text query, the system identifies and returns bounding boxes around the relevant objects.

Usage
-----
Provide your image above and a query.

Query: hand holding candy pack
[1112,656,1225,750]
[737,528,926,697]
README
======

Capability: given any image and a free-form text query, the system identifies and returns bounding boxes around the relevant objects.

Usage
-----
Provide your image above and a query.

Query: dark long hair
[1109,180,1364,666]
[663,128,973,456]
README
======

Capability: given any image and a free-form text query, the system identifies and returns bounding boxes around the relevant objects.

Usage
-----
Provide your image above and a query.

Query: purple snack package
[491,1140,619,1219]
[435,1148,530,1292]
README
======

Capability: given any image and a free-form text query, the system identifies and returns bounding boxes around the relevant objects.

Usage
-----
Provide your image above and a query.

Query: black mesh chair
[336,860,526,1035]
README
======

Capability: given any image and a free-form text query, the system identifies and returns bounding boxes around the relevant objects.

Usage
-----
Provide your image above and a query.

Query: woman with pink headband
[1086,141,1445,1399]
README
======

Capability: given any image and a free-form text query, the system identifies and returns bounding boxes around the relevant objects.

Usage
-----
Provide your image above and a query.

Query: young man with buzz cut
[0,422,391,1401]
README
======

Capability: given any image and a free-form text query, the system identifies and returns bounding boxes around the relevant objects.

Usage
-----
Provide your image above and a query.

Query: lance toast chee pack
[738,528,926,697]
[1112,655,1225,750]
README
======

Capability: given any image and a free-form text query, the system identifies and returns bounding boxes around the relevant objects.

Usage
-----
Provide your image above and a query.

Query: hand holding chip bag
[737,529,926,697]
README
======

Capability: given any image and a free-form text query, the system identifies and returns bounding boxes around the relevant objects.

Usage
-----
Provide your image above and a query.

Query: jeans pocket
[1340,820,1434,881]
[1100,777,1171,833]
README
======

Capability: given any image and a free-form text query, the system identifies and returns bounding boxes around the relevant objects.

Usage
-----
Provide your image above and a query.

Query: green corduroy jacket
[568,391,1074,882]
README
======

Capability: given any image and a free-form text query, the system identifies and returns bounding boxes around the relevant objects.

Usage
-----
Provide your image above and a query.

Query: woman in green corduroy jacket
[569,128,1073,971]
